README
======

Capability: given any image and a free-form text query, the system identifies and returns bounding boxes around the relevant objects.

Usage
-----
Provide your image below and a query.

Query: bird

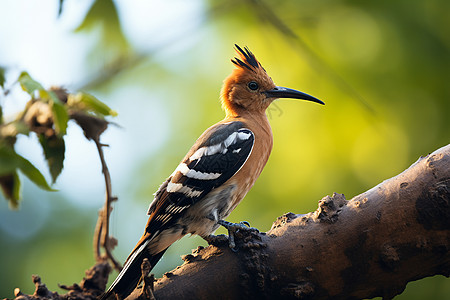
[100,44,324,300]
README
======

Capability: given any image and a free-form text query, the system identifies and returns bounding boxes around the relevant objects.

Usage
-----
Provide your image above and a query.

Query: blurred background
[0,0,449,299]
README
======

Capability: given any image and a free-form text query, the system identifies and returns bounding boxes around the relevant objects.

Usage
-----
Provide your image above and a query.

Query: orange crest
[221,45,276,115]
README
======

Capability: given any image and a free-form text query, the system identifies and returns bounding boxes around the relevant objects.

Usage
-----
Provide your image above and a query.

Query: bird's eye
[248,81,259,91]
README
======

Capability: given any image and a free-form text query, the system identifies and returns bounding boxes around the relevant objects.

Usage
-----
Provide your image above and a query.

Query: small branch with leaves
[0,71,121,270]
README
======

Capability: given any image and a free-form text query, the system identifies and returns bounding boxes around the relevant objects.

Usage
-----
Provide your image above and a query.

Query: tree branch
[151,144,450,299]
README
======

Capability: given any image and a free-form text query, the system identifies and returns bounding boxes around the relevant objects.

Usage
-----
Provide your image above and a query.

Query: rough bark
[152,144,450,299]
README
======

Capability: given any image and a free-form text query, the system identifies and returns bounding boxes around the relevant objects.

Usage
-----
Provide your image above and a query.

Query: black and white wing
[145,121,254,234]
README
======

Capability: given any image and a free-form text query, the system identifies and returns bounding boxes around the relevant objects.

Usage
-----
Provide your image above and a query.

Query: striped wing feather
[145,122,254,236]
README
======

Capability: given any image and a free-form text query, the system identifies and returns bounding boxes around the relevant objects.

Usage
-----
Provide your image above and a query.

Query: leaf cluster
[0,70,117,208]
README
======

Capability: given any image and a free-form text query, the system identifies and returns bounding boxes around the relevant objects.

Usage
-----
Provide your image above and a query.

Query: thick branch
[152,144,450,299]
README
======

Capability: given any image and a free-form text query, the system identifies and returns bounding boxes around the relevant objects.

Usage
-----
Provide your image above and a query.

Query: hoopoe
[101,45,324,299]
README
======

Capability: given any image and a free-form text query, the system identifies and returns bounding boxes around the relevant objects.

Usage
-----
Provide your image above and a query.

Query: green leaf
[17,156,54,192]
[39,134,65,183]
[18,71,44,96]
[68,92,117,117]
[0,145,54,192]
[75,0,129,50]
[51,101,69,135]
[0,66,5,89]
[0,146,22,175]
[39,89,62,104]
[0,171,21,208]
[76,0,122,34]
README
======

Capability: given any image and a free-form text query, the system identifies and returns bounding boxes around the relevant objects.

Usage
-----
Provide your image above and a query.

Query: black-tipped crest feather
[231,44,261,71]
[233,58,253,71]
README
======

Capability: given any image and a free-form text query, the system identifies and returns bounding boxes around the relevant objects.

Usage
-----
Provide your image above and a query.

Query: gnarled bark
[152,144,450,299]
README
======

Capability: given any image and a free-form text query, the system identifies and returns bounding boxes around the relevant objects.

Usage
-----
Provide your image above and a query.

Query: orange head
[221,45,324,117]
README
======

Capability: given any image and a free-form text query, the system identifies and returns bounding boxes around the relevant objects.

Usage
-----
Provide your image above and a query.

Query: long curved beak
[265,86,324,105]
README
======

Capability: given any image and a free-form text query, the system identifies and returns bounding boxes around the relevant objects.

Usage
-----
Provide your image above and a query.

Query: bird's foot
[217,219,259,251]
[218,219,259,232]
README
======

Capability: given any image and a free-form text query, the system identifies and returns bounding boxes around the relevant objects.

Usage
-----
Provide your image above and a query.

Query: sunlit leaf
[39,134,65,183]
[51,101,69,135]
[79,92,117,116]
[18,71,44,96]
[0,145,54,192]
[76,0,121,32]
[75,0,129,50]
[40,89,64,105]
[0,171,21,208]
[68,92,117,117]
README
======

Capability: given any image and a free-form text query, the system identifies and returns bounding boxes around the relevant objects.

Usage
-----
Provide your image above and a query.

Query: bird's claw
[240,221,250,227]
[216,219,259,251]
[217,219,258,232]
[238,221,259,232]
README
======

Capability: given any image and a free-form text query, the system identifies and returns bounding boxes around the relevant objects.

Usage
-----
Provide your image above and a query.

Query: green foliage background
[0,0,449,299]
